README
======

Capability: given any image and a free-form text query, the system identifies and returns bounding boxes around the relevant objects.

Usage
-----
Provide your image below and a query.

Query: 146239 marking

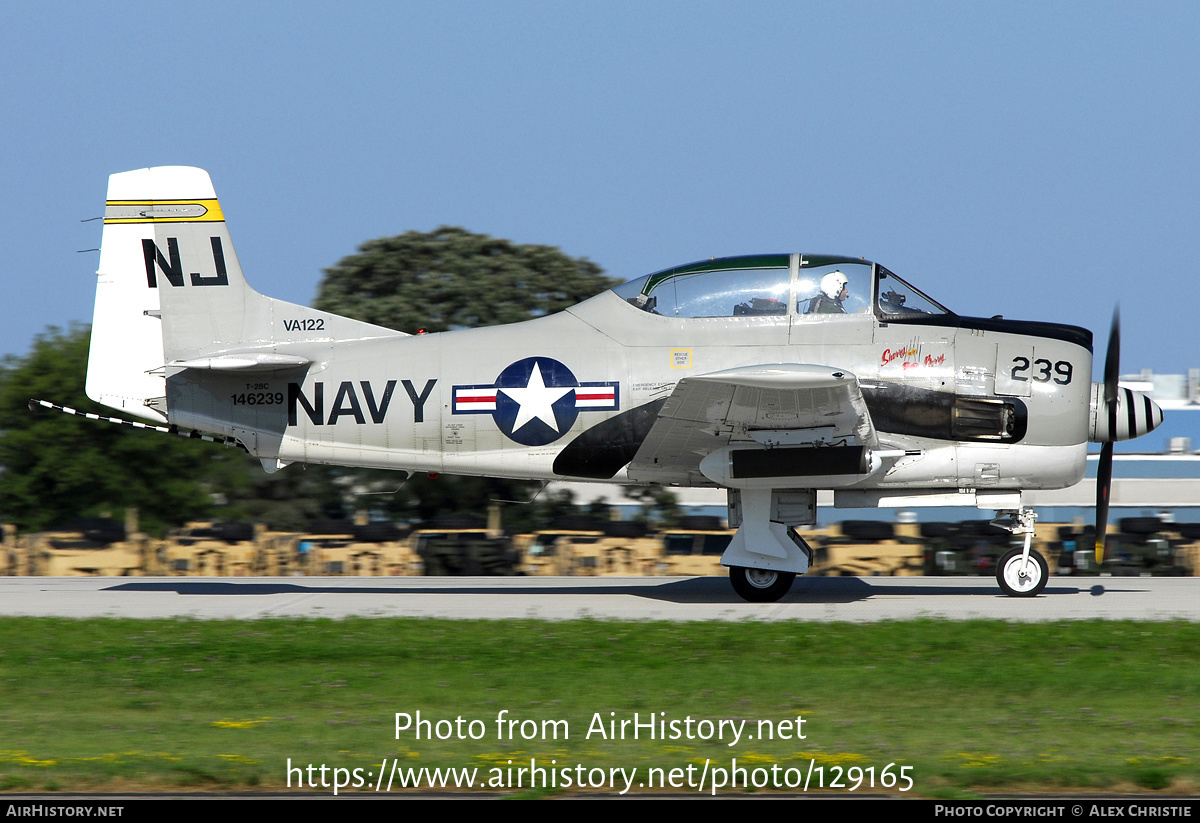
[232,392,285,405]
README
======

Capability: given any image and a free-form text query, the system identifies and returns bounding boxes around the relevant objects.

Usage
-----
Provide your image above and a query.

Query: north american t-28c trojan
[75,166,1164,601]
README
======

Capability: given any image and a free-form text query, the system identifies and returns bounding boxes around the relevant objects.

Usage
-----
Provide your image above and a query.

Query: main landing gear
[992,507,1047,597]
[729,567,797,603]
[721,489,814,603]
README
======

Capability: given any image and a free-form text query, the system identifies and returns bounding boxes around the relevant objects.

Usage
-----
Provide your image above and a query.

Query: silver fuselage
[167,286,1092,494]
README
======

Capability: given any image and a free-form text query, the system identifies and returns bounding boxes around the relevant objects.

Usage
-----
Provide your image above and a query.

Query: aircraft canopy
[612,254,951,321]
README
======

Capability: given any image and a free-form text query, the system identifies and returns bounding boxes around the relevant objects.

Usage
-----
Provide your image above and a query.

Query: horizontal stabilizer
[168,353,312,371]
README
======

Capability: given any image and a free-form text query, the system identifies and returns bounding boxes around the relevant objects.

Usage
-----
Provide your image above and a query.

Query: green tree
[315,226,618,333]
[314,227,620,523]
[0,326,251,534]
[624,485,684,529]
[219,463,351,533]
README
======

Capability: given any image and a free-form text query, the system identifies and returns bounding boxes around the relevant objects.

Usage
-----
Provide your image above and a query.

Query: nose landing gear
[992,508,1047,597]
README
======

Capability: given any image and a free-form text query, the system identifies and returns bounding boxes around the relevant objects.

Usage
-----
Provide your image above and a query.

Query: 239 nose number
[1011,357,1072,385]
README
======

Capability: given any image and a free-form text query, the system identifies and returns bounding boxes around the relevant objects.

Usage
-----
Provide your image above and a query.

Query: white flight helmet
[820,271,849,300]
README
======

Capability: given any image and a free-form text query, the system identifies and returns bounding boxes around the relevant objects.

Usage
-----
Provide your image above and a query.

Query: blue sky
[3,1,1198,379]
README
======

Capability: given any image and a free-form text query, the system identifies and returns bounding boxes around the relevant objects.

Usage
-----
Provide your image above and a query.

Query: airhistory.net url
[286,757,914,795]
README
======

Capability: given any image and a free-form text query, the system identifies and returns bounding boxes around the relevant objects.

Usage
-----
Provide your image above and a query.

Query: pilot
[807,271,848,313]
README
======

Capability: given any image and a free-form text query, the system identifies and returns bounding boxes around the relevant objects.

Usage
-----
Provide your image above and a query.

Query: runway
[1,575,1197,621]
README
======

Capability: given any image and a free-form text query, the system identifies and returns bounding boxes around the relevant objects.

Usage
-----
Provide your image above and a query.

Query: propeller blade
[1095,440,1113,562]
[1104,308,1120,405]
[1096,309,1119,563]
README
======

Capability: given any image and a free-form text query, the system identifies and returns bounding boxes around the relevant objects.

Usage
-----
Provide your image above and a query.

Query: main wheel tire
[995,547,1048,597]
[729,566,796,602]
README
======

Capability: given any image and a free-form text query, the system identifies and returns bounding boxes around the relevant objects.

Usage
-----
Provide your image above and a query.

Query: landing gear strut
[992,507,1047,597]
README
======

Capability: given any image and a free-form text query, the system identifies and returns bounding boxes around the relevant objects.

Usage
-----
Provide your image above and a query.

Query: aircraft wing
[626,364,879,486]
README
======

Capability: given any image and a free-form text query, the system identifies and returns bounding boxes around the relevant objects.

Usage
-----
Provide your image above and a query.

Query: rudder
[88,166,230,421]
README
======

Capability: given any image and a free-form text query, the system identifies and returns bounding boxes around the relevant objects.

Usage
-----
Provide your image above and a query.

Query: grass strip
[0,617,1196,796]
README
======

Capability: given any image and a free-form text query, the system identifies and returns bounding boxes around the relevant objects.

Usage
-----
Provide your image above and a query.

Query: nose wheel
[992,507,1048,598]
[730,566,796,602]
[996,547,1048,597]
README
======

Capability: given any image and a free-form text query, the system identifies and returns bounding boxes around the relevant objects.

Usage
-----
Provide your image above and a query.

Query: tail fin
[87,167,210,421]
[87,167,402,423]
